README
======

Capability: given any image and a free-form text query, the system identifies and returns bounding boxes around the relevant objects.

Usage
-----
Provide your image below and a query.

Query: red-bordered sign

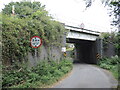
[80,23,84,29]
[30,36,42,48]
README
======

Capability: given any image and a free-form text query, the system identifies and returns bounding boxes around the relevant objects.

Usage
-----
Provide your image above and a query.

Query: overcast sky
[0,0,115,32]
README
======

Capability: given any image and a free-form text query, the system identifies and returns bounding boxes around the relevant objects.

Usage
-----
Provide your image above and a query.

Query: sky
[0,0,115,32]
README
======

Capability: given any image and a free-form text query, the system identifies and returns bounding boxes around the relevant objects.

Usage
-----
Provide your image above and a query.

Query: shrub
[98,56,119,79]
[2,66,30,87]
[2,58,73,88]
[99,56,120,66]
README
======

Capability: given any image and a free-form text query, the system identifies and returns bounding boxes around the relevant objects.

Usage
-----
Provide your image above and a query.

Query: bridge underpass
[64,24,102,64]
[67,38,97,64]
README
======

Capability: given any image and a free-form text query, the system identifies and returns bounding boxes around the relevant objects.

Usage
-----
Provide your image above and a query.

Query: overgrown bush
[98,56,120,67]
[1,1,65,64]
[98,56,120,79]
[2,58,73,88]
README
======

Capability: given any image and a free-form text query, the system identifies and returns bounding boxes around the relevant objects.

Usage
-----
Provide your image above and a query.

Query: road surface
[54,64,118,88]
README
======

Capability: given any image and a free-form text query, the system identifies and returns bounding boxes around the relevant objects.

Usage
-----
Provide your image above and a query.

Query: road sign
[63,52,67,57]
[96,53,100,59]
[61,47,66,52]
[30,36,42,48]
[79,23,84,29]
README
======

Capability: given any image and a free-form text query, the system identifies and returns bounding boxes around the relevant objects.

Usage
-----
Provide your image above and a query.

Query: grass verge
[2,58,73,88]
[98,56,120,80]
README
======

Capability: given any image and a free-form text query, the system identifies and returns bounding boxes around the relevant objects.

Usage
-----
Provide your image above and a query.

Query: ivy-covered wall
[1,1,65,66]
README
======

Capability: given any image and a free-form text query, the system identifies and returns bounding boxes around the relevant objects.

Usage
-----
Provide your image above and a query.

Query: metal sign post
[34,48,37,65]
[30,36,42,65]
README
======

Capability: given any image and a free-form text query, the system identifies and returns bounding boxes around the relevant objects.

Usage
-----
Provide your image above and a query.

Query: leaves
[2,1,65,64]
[98,56,120,69]
[2,59,73,87]
[98,56,119,79]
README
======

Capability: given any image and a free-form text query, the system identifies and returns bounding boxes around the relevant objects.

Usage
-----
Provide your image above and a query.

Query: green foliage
[2,58,73,88]
[99,56,120,66]
[2,1,65,64]
[101,1,120,56]
[98,56,120,79]
[110,65,118,80]
[2,1,46,18]
[101,32,120,56]
[110,1,120,26]
[115,32,120,56]
[2,15,31,63]
[100,32,110,50]
[2,65,30,87]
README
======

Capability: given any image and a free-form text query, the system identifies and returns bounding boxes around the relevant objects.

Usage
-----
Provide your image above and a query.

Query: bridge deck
[65,25,100,36]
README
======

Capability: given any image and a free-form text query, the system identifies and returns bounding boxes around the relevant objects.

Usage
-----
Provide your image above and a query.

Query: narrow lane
[54,64,118,88]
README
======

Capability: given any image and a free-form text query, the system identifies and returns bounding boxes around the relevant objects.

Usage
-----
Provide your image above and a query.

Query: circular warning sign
[30,36,42,48]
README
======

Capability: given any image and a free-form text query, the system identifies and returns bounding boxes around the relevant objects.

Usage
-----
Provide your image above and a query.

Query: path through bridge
[53,64,118,88]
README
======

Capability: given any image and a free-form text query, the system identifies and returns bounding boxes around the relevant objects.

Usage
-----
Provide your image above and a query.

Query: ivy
[1,1,65,64]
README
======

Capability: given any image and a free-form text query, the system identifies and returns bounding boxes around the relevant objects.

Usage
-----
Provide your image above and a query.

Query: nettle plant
[2,1,65,64]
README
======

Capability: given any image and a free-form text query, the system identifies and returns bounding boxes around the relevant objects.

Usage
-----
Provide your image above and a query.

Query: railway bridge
[63,24,102,64]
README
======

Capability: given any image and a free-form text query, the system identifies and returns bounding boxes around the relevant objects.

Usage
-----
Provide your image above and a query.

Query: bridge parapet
[65,25,100,36]
[65,24,100,41]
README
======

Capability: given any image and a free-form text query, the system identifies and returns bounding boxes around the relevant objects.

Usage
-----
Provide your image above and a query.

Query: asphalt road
[54,64,118,88]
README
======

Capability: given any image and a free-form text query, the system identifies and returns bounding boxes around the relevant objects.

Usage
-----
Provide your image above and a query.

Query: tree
[84,0,119,26]
[2,1,47,18]
[110,1,120,57]
[84,0,120,55]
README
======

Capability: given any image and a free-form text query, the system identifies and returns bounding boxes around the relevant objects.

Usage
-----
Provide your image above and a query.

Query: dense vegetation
[2,58,73,88]
[1,1,72,88]
[99,1,120,88]
[98,56,120,79]
[101,32,119,55]
[100,31,120,80]
[110,1,120,57]
[2,1,65,64]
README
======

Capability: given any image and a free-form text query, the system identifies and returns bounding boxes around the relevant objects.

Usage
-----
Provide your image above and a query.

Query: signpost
[30,36,42,65]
